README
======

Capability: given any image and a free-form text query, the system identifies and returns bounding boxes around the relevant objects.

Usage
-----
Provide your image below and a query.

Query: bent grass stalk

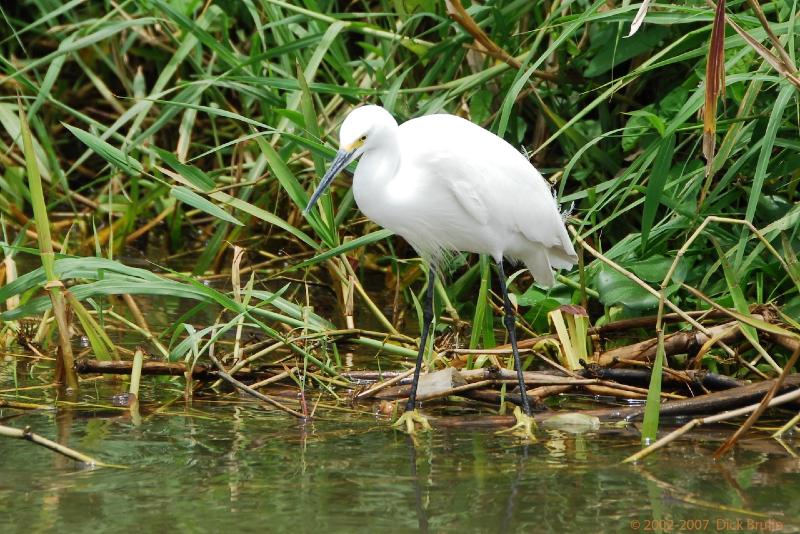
[18,99,78,392]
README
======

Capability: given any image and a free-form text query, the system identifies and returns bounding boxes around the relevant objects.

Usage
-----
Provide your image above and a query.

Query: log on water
[416,368,467,399]
[579,374,800,422]
[596,320,745,366]
[579,368,745,390]
[75,359,263,380]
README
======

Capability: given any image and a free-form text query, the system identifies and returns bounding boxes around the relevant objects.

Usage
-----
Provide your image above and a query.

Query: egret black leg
[495,259,531,416]
[406,264,436,411]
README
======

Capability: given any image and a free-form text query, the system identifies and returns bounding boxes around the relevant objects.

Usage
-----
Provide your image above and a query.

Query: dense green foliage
[1,0,798,377]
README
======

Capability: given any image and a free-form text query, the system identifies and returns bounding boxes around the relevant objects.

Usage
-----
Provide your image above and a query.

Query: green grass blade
[734,83,794,269]
[154,148,215,192]
[169,186,243,226]
[640,332,666,445]
[641,133,675,251]
[284,228,393,272]
[63,123,143,175]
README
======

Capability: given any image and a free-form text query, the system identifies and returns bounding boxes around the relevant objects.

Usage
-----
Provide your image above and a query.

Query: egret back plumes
[330,105,577,287]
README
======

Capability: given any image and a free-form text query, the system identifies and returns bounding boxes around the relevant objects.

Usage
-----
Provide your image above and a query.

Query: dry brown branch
[0,399,53,410]
[372,373,682,403]
[382,375,800,431]
[207,352,305,419]
[569,225,737,358]
[77,358,218,377]
[583,374,800,423]
[581,367,745,391]
[624,382,800,463]
[463,385,573,405]
[714,345,800,457]
[356,367,416,399]
[444,0,557,82]
[445,0,520,68]
[75,358,289,382]
[744,0,797,68]
[597,318,748,366]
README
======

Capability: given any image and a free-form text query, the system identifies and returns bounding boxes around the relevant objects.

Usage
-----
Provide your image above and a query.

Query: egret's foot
[393,409,432,435]
[496,406,538,441]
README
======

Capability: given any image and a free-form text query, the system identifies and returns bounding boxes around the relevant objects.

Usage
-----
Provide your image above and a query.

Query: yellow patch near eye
[343,138,365,152]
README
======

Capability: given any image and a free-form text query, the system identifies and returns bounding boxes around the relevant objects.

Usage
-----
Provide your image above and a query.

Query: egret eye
[359,135,367,142]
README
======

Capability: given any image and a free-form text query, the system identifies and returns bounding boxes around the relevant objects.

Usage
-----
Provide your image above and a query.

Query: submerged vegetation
[1,0,800,464]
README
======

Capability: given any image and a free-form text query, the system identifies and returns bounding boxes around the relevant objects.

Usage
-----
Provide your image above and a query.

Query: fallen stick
[623,383,800,463]
[0,424,105,466]
[580,368,745,390]
[356,367,416,399]
[498,310,739,352]
[419,377,800,432]
[714,345,800,457]
[0,399,53,410]
[412,375,798,426]
[342,370,404,382]
[596,319,748,366]
[372,376,682,402]
[579,374,800,422]
[206,353,306,419]
[463,385,573,406]
[76,359,277,381]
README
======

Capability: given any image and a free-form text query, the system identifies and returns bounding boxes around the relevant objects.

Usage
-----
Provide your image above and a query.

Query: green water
[2,391,798,533]
[1,288,798,532]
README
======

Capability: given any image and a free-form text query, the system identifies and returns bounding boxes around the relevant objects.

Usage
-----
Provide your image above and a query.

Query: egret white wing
[399,114,577,268]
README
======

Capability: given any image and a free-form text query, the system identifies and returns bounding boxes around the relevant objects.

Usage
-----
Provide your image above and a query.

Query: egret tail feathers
[523,245,578,288]
[547,245,578,270]
[523,249,556,288]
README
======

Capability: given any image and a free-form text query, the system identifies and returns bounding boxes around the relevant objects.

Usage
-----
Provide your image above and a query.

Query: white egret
[305,105,577,435]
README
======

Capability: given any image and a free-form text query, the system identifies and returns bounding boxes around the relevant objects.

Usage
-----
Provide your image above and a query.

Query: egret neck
[351,119,402,230]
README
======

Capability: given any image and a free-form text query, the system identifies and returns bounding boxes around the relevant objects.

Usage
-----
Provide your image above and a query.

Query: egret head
[304,106,397,214]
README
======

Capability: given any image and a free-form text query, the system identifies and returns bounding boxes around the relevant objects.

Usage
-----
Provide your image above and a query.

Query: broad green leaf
[594,256,687,310]
[585,26,671,77]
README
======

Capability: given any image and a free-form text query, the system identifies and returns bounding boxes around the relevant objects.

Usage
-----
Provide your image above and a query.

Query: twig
[206,353,306,419]
[714,345,800,457]
[446,0,520,69]
[356,367,416,399]
[0,424,106,466]
[248,367,297,390]
[623,385,800,463]
[597,318,751,366]
[568,225,736,357]
[744,0,797,68]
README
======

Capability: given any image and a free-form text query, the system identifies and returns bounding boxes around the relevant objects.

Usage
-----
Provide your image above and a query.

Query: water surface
[2,390,798,533]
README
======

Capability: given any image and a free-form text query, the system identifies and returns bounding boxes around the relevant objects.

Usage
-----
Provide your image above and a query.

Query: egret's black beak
[304,149,356,215]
